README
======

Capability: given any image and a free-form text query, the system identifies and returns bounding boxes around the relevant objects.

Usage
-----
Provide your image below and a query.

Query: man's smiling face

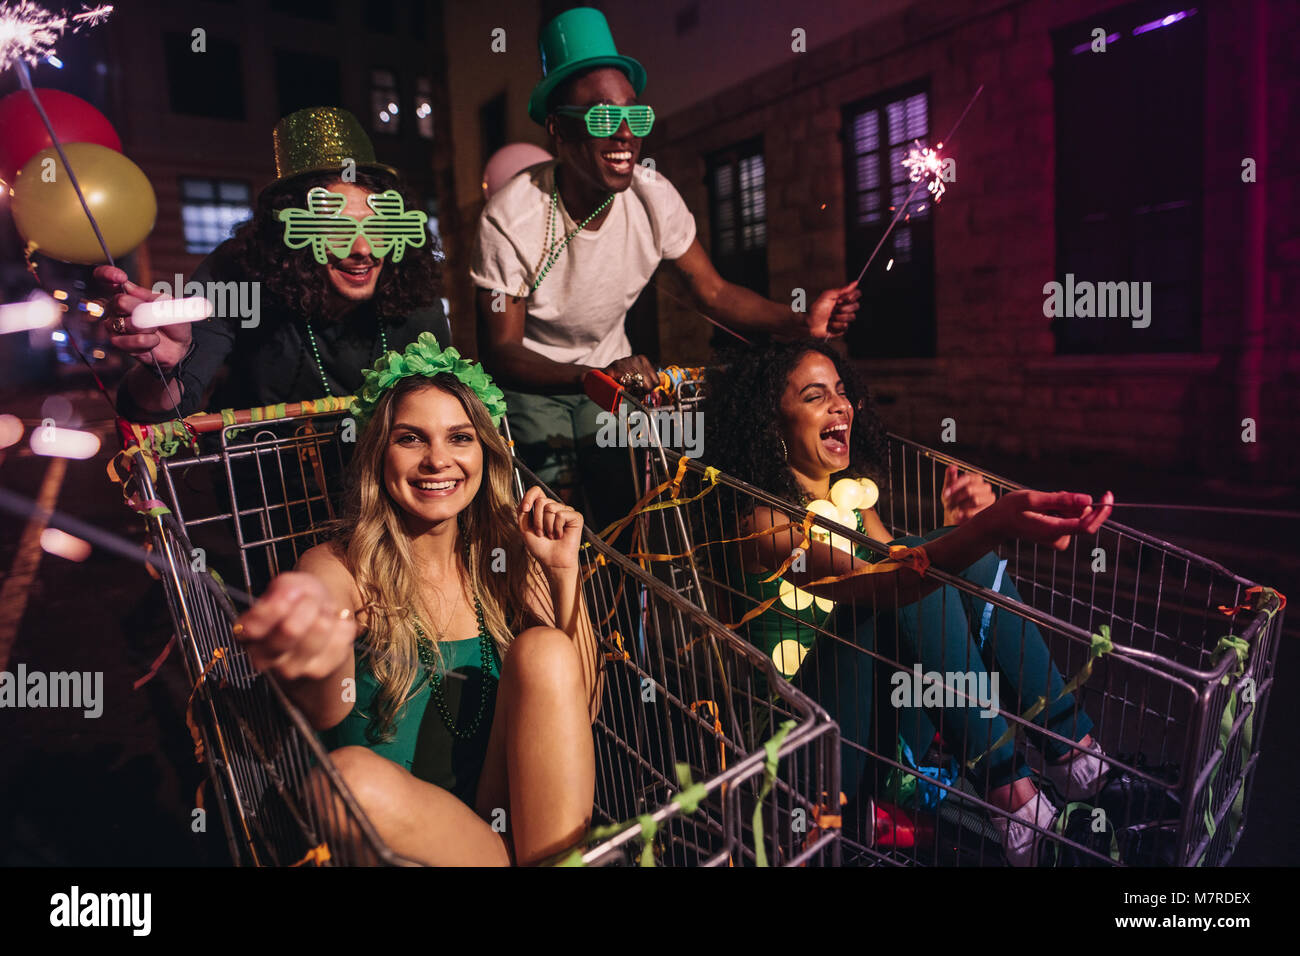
[548,67,642,193]
[318,181,384,306]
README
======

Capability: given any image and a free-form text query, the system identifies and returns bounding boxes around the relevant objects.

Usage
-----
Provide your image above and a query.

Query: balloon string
[15,60,116,269]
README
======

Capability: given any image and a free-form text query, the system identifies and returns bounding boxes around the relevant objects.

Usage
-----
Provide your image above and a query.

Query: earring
[779,437,789,461]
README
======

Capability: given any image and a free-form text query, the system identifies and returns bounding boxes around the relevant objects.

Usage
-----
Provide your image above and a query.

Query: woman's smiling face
[383,386,483,526]
[778,351,854,485]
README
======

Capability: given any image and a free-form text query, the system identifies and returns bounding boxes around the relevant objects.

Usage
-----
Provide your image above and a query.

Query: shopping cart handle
[583,368,623,415]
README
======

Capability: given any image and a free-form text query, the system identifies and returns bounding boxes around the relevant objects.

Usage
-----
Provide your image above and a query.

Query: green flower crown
[350,332,508,428]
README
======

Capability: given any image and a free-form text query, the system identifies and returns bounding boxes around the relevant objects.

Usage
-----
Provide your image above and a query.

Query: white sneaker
[992,791,1060,867]
[1044,739,1110,801]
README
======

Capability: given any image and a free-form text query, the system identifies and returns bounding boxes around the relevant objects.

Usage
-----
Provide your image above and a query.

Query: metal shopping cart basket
[609,368,1285,867]
[111,397,841,866]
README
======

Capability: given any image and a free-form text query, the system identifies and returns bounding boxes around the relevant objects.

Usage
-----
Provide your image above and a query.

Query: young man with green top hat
[472,7,860,527]
[98,106,451,423]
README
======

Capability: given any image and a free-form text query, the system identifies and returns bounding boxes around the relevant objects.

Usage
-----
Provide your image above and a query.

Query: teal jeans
[796,527,1094,801]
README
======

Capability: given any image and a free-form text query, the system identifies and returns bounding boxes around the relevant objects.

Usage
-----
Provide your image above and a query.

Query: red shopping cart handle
[583,368,624,415]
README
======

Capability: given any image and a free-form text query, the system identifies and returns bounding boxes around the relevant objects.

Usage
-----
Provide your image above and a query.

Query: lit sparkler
[850,84,983,287]
[0,2,113,72]
[902,142,947,203]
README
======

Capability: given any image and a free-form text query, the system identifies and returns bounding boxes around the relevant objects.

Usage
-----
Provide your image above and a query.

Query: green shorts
[500,388,635,531]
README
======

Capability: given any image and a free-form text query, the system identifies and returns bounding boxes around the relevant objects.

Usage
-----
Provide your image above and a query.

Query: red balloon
[0,89,122,186]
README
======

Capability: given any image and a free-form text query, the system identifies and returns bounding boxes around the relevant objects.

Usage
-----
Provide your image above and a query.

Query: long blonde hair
[334,373,532,739]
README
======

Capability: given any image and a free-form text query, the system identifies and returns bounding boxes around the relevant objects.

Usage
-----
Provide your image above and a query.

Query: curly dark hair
[224,169,442,322]
[703,339,889,507]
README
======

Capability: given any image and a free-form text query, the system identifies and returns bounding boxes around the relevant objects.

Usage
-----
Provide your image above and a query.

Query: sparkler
[1,4,189,430]
[851,83,983,287]
[0,485,257,608]
[0,1,112,72]
[902,143,946,203]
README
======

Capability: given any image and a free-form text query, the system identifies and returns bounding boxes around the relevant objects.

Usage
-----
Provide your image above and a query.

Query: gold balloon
[11,143,157,264]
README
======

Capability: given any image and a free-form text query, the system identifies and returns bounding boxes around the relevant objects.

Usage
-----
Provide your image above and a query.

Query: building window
[371,68,401,134]
[1052,2,1204,353]
[275,51,341,119]
[480,92,507,168]
[163,32,245,120]
[706,139,768,295]
[842,82,936,358]
[180,178,252,255]
[416,78,434,139]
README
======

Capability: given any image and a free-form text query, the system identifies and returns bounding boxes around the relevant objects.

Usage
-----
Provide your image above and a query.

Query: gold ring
[232,622,245,636]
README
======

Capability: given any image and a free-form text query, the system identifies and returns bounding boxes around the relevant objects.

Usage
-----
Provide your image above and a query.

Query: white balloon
[778,579,814,611]
[806,498,839,542]
[857,478,880,510]
[830,477,865,511]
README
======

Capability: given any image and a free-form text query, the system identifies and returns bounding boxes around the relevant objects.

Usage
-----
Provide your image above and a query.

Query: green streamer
[751,719,797,868]
[967,625,1113,772]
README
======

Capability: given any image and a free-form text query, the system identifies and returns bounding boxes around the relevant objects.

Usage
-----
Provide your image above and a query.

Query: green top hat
[528,7,647,125]
[272,106,397,182]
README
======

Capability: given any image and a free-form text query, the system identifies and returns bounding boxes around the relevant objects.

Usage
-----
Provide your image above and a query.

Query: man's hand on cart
[91,265,193,369]
[233,571,358,681]
[974,489,1114,552]
[942,464,996,526]
[601,354,658,396]
[518,486,584,573]
[806,283,862,338]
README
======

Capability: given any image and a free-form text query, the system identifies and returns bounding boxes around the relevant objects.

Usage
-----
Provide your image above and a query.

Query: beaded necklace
[531,183,614,292]
[412,540,496,739]
[303,318,388,398]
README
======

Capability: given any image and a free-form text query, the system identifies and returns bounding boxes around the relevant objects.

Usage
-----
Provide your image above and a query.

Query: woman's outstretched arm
[233,542,362,731]
[742,489,1113,609]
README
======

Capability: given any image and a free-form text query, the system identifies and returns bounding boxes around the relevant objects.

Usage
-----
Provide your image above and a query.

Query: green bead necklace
[304,319,388,398]
[531,184,614,292]
[413,579,495,740]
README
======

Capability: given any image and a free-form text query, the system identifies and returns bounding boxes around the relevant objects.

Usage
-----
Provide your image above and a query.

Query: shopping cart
[604,369,1285,867]
[112,398,841,866]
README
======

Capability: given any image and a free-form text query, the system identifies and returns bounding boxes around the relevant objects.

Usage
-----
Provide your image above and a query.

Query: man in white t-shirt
[471,7,860,527]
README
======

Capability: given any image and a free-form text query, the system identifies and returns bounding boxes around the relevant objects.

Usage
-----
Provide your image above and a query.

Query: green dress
[738,507,875,679]
[322,634,502,805]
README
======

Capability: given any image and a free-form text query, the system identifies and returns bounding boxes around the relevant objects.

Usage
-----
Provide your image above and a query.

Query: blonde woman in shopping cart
[704,340,1115,866]
[232,334,601,866]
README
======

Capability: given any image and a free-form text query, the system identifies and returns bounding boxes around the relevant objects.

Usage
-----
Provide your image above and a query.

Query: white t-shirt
[470,160,697,369]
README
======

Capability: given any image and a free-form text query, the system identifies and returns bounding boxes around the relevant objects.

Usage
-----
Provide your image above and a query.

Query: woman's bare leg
[476,625,595,865]
[311,745,510,866]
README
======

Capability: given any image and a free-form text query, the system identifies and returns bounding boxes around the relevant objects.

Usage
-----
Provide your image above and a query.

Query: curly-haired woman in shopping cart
[703,339,1115,866]
[232,334,601,866]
